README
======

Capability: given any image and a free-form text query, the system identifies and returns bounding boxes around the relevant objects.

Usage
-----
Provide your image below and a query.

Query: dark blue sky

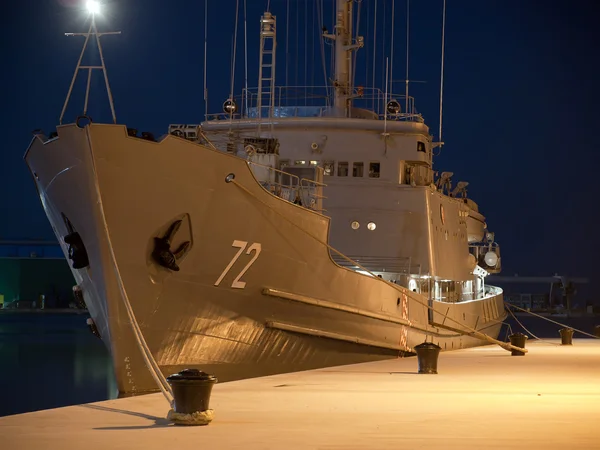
[1,1,599,294]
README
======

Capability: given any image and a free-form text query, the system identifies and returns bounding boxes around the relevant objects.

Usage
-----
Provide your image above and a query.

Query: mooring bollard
[559,327,574,345]
[166,369,218,426]
[508,332,528,356]
[415,342,441,374]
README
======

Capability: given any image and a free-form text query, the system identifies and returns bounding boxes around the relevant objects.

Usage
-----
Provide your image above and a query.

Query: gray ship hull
[25,123,505,394]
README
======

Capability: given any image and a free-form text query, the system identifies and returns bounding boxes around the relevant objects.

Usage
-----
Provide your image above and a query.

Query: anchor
[152,219,191,272]
[61,214,89,269]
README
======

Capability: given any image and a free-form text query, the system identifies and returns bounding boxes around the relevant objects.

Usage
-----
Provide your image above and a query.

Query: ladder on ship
[257,11,277,131]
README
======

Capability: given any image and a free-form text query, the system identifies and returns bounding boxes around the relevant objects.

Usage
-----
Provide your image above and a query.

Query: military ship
[25,0,508,395]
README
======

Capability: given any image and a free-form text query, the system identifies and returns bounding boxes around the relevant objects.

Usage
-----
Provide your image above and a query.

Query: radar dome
[484,251,498,267]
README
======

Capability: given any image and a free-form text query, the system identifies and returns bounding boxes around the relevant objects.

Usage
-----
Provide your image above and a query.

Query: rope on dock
[505,305,560,346]
[90,134,174,406]
[505,302,599,339]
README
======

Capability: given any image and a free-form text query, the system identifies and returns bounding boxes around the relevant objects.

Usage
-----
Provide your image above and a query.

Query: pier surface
[1,339,598,449]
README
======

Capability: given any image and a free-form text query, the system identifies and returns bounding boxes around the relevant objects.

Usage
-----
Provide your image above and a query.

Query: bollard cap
[167,368,217,382]
[414,342,441,350]
[509,332,528,339]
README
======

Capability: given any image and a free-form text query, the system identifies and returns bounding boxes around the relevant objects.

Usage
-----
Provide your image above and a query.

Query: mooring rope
[89,130,174,406]
[505,304,560,346]
[506,302,599,339]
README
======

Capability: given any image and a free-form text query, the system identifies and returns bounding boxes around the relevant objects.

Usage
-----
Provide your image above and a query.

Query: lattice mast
[59,12,120,124]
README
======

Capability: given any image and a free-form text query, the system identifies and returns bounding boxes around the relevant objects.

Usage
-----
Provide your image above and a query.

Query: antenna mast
[204,0,209,119]
[243,0,248,114]
[59,11,120,125]
[323,0,363,117]
[405,0,410,114]
[438,0,447,146]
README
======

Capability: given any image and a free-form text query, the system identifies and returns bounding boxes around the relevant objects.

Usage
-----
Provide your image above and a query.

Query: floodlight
[86,0,100,14]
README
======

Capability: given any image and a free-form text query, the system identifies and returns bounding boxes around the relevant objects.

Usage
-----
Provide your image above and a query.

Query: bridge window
[369,162,380,178]
[338,162,349,177]
[417,142,426,153]
[294,160,306,166]
[323,161,334,176]
[353,162,364,177]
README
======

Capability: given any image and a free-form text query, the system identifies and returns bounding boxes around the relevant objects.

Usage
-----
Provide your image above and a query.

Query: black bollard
[167,369,217,426]
[415,342,441,374]
[559,327,574,345]
[508,332,528,356]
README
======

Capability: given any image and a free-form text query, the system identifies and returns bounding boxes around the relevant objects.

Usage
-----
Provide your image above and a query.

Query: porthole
[351,221,360,230]
[367,222,376,231]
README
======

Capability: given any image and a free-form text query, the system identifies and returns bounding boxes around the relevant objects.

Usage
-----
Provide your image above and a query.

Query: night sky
[1,1,599,300]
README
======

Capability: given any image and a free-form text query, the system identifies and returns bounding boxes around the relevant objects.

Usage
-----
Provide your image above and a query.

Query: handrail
[246,159,295,178]
[330,254,414,274]
[246,161,326,213]
[205,84,423,122]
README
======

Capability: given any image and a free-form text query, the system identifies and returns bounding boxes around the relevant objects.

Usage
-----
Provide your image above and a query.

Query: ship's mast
[59,6,120,125]
[324,0,363,116]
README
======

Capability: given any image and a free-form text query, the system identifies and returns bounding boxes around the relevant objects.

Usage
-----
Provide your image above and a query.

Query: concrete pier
[1,339,598,449]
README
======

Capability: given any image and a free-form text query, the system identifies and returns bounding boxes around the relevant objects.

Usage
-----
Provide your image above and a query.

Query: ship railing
[299,177,326,212]
[434,282,503,304]
[204,86,423,122]
[485,285,503,296]
[330,255,414,276]
[246,161,326,213]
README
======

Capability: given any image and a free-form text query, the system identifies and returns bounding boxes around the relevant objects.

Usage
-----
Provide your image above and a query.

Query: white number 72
[214,240,262,289]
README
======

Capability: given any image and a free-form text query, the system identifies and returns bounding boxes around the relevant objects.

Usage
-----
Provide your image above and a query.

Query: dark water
[0,311,597,418]
[0,312,117,417]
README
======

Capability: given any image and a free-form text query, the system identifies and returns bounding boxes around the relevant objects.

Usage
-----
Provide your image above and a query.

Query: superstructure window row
[334,161,380,178]
[281,160,380,178]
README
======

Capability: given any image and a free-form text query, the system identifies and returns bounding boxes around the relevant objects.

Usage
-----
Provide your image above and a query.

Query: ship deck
[1,339,598,449]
